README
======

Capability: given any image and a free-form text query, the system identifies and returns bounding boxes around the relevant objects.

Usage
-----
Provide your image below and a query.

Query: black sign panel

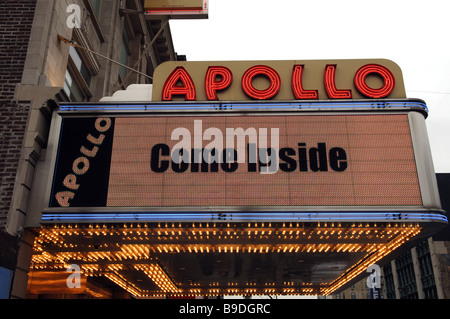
[50,117,115,207]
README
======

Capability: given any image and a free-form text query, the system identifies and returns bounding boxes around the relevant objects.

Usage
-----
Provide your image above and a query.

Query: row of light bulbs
[31,241,404,267]
[35,222,415,243]
[321,227,422,295]
[30,223,422,297]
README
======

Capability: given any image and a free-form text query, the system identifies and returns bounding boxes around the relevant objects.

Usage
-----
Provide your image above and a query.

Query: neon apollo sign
[159,63,396,101]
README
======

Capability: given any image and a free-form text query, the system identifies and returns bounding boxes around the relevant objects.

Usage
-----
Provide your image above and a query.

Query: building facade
[0,0,183,298]
[1,0,446,300]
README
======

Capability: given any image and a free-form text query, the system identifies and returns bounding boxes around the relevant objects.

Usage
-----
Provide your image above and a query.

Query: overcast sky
[169,0,450,173]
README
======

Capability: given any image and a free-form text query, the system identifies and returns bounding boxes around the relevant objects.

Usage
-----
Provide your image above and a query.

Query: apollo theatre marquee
[27,59,447,298]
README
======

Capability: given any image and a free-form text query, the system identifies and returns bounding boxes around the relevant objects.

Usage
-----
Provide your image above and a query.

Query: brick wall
[0,0,37,229]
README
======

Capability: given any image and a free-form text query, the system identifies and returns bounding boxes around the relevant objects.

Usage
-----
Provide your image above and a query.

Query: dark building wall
[435,173,450,241]
[0,0,37,299]
[0,0,37,229]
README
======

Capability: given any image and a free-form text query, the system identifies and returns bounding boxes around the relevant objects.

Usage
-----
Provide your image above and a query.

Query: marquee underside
[28,220,426,297]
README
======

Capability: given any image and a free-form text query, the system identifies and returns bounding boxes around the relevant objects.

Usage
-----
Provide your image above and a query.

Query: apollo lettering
[161,63,395,101]
[54,118,112,207]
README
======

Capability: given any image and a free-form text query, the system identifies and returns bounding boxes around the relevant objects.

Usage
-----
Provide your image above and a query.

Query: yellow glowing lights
[28,222,422,297]
[321,226,421,295]
[134,264,182,294]
[104,272,143,297]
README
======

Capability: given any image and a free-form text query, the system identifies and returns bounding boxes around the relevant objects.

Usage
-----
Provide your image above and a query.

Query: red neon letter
[241,65,281,100]
[161,66,196,101]
[205,66,233,100]
[354,64,395,98]
[324,65,352,99]
[292,65,318,99]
